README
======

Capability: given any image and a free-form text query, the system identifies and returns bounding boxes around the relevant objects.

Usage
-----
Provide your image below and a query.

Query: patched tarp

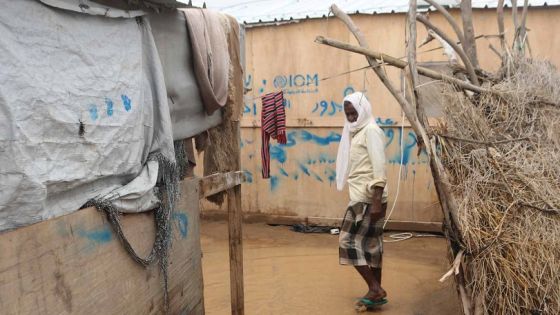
[0,0,176,231]
[149,10,223,140]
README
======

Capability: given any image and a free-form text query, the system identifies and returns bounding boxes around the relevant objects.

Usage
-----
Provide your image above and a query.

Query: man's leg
[354,266,385,300]
[371,267,382,285]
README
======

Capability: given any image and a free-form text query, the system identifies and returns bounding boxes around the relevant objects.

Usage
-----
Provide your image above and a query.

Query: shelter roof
[185,0,560,25]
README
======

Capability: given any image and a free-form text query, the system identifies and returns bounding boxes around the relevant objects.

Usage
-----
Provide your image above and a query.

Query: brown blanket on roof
[181,9,229,115]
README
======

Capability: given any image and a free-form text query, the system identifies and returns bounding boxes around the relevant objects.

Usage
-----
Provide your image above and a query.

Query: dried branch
[516,0,530,55]
[497,0,507,52]
[315,36,489,94]
[416,14,480,85]
[329,4,431,151]
[424,0,466,48]
[460,0,479,68]
[406,0,420,111]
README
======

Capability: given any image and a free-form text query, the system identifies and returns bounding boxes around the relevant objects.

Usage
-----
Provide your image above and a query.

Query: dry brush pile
[440,57,560,314]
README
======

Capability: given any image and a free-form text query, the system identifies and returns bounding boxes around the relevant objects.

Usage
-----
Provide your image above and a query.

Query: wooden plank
[199,171,244,199]
[201,210,443,234]
[0,179,204,315]
[227,185,244,315]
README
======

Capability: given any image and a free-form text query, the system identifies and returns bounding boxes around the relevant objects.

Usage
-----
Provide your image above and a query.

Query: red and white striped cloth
[261,91,286,178]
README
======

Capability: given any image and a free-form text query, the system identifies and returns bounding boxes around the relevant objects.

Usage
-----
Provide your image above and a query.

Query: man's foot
[362,288,387,301]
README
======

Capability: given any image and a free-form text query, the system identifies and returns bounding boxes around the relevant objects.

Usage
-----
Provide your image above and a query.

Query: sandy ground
[200,221,461,315]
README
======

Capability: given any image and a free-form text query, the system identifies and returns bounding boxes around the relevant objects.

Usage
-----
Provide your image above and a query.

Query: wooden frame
[199,171,245,315]
[0,172,245,315]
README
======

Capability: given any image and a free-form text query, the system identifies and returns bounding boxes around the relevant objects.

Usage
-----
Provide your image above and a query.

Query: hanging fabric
[261,91,287,178]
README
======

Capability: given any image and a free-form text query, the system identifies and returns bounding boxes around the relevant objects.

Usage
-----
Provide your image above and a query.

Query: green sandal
[358,297,388,306]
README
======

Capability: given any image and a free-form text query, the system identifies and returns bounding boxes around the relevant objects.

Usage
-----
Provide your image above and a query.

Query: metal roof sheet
[183,0,560,24]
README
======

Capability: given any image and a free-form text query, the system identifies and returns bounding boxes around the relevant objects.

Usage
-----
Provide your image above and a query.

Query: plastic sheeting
[149,10,223,140]
[0,0,176,231]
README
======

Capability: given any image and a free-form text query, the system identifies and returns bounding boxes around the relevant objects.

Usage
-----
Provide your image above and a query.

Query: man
[335,92,388,309]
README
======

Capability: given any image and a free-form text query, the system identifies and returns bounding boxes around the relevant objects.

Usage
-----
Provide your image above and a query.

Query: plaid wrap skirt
[339,202,387,267]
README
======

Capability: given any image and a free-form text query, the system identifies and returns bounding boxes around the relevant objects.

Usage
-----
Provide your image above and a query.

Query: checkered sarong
[339,202,386,267]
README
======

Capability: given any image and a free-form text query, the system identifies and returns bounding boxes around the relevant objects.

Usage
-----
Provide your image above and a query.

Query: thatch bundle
[439,58,560,314]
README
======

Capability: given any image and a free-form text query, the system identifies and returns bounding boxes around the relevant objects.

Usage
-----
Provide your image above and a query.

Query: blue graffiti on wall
[242,127,429,191]
[86,94,132,122]
[173,213,189,239]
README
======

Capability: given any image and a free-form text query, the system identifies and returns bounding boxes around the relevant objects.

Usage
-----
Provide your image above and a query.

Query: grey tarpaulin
[0,0,176,231]
[149,10,222,140]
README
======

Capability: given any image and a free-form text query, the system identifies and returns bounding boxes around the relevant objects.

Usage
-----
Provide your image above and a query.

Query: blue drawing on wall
[89,105,98,121]
[173,213,189,239]
[105,98,114,116]
[121,94,132,111]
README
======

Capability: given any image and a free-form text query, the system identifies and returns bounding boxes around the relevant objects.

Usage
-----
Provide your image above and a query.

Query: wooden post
[227,184,244,315]
[460,0,479,68]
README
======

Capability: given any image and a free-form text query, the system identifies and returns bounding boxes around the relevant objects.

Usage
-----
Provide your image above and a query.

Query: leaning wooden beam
[416,15,480,86]
[315,36,488,94]
[424,0,466,48]
[199,171,244,199]
[406,0,420,114]
[517,0,530,55]
[497,0,507,52]
[329,4,431,153]
[460,0,480,68]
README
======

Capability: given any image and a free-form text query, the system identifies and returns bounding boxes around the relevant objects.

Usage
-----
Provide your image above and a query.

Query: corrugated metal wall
[206,8,560,228]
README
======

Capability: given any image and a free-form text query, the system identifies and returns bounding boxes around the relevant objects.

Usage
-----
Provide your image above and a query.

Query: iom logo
[273,73,319,89]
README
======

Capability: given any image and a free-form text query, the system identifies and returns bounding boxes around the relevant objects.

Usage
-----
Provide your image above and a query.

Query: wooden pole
[227,181,244,315]
[497,0,507,52]
[460,0,479,68]
[406,0,420,113]
[424,0,466,47]
[315,36,488,94]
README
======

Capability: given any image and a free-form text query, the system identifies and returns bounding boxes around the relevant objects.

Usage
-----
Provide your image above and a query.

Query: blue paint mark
[293,174,299,180]
[344,86,355,96]
[240,140,244,148]
[243,104,251,114]
[244,74,253,88]
[173,213,189,239]
[326,169,336,185]
[279,168,289,177]
[88,105,98,121]
[389,130,418,165]
[270,145,287,163]
[121,95,132,111]
[319,101,328,116]
[262,79,267,85]
[299,164,311,176]
[270,176,279,191]
[299,130,341,146]
[384,129,395,148]
[284,99,291,109]
[376,117,396,126]
[312,103,319,113]
[78,226,112,244]
[243,170,254,183]
[318,153,335,164]
[253,103,257,115]
[313,173,324,182]
[105,98,114,116]
[284,132,297,147]
[259,87,264,94]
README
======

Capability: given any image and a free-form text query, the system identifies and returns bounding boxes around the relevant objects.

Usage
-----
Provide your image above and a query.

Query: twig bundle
[439,57,560,314]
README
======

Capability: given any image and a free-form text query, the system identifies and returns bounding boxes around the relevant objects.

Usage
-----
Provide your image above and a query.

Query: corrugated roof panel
[184,0,560,24]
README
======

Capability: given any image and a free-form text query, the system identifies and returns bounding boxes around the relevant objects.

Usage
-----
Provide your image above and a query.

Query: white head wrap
[335,92,375,191]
